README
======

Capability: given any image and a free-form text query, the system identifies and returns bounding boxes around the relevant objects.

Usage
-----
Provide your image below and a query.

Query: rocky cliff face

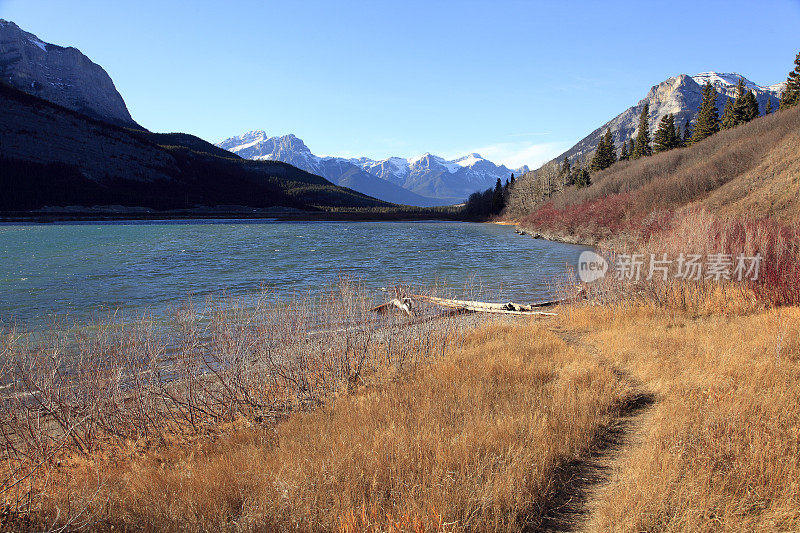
[0,19,136,126]
[218,131,528,205]
[555,72,784,165]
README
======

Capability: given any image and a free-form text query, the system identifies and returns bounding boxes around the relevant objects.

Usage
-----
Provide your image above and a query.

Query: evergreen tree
[619,140,629,161]
[729,78,760,124]
[632,103,652,159]
[779,51,800,109]
[573,165,591,188]
[721,98,737,129]
[765,98,773,115]
[691,82,720,143]
[491,178,504,215]
[589,136,607,171]
[674,119,683,147]
[628,139,636,157]
[683,119,693,145]
[653,113,678,152]
[560,156,571,180]
[743,91,759,121]
[732,77,747,125]
[604,129,617,165]
[589,129,616,171]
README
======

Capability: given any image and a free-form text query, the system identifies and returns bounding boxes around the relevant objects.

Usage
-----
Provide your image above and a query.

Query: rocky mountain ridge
[217,131,528,205]
[553,72,784,166]
[0,19,136,126]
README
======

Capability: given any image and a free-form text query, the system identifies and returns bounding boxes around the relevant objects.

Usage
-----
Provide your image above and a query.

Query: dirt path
[530,330,656,532]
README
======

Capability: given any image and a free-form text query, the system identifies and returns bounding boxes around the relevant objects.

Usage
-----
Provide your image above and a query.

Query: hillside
[0,83,391,212]
[511,104,800,246]
[553,72,783,166]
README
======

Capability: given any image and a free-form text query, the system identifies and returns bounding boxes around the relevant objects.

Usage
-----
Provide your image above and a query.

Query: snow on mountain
[217,133,528,206]
[551,71,783,166]
[0,19,136,126]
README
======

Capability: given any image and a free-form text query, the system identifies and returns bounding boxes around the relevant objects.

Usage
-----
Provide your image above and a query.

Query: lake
[0,220,591,328]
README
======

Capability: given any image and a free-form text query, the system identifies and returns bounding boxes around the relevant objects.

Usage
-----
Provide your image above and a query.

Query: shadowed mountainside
[0,82,392,212]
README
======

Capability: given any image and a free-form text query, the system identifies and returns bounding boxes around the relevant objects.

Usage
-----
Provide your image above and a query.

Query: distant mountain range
[553,72,784,165]
[217,131,528,206]
[0,21,388,213]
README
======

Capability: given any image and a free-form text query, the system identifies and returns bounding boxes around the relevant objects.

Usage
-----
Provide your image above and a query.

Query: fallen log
[369,297,415,317]
[410,295,558,316]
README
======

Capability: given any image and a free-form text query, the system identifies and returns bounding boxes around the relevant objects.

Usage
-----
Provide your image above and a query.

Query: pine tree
[491,178,504,215]
[743,91,759,121]
[683,119,693,145]
[573,165,591,188]
[653,114,678,152]
[732,77,747,125]
[590,129,617,171]
[632,103,652,159]
[590,135,608,171]
[560,156,571,180]
[765,98,773,114]
[628,139,636,157]
[692,82,720,143]
[779,51,800,109]
[721,98,736,129]
[674,119,683,147]
[603,129,616,166]
[619,140,629,161]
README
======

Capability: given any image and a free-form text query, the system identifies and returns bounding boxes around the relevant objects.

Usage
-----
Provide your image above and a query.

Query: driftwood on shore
[411,295,559,316]
[370,285,587,317]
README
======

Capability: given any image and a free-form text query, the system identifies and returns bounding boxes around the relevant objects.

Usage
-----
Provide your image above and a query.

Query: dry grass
[516,104,800,246]
[4,318,634,532]
[0,280,494,528]
[3,281,800,531]
[558,303,800,532]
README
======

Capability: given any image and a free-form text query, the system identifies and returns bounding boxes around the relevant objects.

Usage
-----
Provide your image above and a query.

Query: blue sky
[2,0,799,168]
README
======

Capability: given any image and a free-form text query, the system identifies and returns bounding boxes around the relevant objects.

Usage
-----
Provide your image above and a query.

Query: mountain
[0,20,392,213]
[217,131,528,205]
[554,72,784,165]
[0,83,390,212]
[0,19,136,127]
[216,132,439,206]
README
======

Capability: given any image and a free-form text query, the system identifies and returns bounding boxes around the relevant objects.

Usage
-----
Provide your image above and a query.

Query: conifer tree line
[492,51,800,221]
[574,53,800,181]
[779,51,800,109]
[463,174,515,219]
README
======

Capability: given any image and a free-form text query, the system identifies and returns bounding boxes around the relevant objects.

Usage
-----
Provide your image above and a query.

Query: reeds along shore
[0,280,495,525]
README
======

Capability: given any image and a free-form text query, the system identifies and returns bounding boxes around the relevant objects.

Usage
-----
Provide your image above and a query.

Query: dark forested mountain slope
[0,83,389,211]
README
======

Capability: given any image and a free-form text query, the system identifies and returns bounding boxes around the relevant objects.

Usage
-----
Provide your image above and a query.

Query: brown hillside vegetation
[7,301,800,532]
[514,104,800,246]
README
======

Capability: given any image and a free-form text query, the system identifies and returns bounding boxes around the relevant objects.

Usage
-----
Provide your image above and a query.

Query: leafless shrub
[0,278,494,525]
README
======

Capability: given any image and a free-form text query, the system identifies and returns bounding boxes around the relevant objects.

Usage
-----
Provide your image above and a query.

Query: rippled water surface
[0,220,591,327]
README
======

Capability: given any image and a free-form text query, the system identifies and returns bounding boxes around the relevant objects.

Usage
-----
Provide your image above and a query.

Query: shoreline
[491,219,600,247]
[0,209,464,224]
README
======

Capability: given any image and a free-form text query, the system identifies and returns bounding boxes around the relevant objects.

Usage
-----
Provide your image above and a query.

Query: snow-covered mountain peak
[454,153,485,167]
[691,72,770,92]
[216,132,528,205]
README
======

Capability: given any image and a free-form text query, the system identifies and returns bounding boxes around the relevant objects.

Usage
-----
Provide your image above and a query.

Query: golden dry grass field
[7,298,799,532]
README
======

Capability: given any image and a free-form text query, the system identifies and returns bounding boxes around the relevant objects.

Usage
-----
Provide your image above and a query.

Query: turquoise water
[0,220,590,328]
